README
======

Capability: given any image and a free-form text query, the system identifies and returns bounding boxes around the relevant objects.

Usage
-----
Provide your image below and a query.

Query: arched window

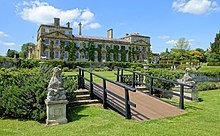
[76,51,80,60]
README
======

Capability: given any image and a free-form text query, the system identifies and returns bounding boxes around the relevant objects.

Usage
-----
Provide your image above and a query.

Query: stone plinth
[45,99,68,125]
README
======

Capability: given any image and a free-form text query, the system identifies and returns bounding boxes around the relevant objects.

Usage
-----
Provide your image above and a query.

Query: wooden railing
[77,66,136,119]
[115,67,195,109]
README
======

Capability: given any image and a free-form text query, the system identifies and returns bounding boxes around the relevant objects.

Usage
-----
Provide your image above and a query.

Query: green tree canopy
[208,32,220,62]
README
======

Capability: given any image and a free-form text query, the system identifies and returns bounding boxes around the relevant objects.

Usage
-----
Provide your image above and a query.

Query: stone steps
[68,89,101,106]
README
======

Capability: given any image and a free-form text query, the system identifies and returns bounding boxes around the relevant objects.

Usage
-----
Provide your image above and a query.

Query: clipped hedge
[207,62,220,66]
[197,82,220,91]
[0,67,77,122]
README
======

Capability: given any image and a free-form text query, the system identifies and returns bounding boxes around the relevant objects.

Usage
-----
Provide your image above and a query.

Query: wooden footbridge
[77,66,195,121]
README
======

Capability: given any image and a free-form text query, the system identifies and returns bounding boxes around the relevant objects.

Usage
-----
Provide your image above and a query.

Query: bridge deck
[86,82,185,121]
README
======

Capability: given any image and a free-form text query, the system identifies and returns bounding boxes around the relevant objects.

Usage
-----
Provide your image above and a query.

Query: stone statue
[177,68,195,88]
[47,67,66,101]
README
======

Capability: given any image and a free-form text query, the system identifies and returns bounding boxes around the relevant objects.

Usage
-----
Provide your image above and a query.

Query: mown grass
[198,66,220,73]
[1,89,220,136]
[63,71,131,83]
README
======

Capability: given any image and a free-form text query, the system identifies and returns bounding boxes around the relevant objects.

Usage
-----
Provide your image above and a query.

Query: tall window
[44,50,49,59]
[125,45,129,50]
[75,41,80,47]
[140,55,143,61]
[102,44,106,49]
[94,43,98,48]
[134,55,137,61]
[54,51,60,59]
[126,53,129,62]
[110,44,114,49]
[94,51,98,61]
[118,53,121,61]
[118,45,121,50]
[45,28,49,33]
[55,40,60,45]
[76,52,80,60]
[64,41,68,46]
[110,53,114,61]
[85,42,89,48]
[102,54,106,62]
[134,46,136,51]
[140,46,143,51]
[44,39,50,45]
[64,51,68,60]
[85,52,89,60]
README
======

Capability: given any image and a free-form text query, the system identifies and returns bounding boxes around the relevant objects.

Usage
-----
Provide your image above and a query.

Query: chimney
[107,29,113,38]
[54,18,60,27]
[66,22,70,28]
[125,33,129,36]
[78,22,82,35]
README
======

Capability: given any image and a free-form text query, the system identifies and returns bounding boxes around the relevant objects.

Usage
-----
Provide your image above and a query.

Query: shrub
[62,67,69,72]
[0,67,77,122]
[197,82,220,91]
[142,69,183,98]
[207,62,220,66]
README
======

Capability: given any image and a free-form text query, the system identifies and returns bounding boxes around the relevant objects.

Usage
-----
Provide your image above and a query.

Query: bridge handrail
[114,66,193,88]
[77,66,136,92]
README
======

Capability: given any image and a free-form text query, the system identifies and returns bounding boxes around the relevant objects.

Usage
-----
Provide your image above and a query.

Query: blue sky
[0,0,220,56]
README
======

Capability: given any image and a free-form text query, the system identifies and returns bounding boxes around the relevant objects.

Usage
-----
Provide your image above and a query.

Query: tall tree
[174,37,190,50]
[19,42,35,58]
[208,32,220,62]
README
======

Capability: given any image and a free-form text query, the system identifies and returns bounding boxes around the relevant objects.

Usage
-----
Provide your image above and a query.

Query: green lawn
[1,89,220,136]
[198,66,220,73]
[63,71,132,82]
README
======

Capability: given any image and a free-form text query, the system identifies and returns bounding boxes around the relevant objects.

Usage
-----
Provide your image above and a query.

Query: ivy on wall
[65,41,77,61]
[60,41,65,60]
[106,45,111,61]
[49,40,54,59]
[88,41,95,61]
[97,44,102,62]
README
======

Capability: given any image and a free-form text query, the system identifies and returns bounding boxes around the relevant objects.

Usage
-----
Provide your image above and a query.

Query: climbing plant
[60,41,65,60]
[88,41,95,61]
[49,40,54,59]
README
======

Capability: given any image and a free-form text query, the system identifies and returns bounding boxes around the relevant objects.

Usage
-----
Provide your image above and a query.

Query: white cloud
[85,23,101,29]
[172,0,220,15]
[166,40,177,45]
[0,41,15,46]
[158,36,170,40]
[0,31,9,37]
[16,0,101,29]
[166,39,198,46]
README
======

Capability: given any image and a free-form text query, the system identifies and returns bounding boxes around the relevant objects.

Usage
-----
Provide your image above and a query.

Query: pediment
[42,31,73,40]
[134,39,149,45]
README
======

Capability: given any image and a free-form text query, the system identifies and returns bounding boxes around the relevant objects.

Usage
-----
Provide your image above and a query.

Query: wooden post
[149,77,153,96]
[180,85,184,109]
[90,73,94,99]
[103,79,107,109]
[120,69,124,83]
[125,88,131,119]
[78,68,82,89]
[132,72,135,88]
[82,69,85,89]
[117,68,120,82]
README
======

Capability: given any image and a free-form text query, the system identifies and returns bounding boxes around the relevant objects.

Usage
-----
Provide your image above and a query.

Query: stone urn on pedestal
[45,67,68,125]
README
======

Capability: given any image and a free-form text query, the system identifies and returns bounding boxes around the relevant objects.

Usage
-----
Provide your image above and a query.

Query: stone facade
[35,18,151,62]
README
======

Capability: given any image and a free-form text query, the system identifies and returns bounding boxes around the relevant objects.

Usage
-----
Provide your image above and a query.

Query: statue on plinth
[45,67,68,125]
[177,68,195,87]
[47,67,66,101]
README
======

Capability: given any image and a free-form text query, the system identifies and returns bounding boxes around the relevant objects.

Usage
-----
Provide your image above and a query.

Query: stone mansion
[35,18,151,62]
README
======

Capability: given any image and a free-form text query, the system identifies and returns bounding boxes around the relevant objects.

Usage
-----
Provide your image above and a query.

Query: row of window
[44,28,70,35]
[44,39,69,46]
[75,51,145,62]
[44,51,68,60]
[43,40,146,51]
[74,41,145,51]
